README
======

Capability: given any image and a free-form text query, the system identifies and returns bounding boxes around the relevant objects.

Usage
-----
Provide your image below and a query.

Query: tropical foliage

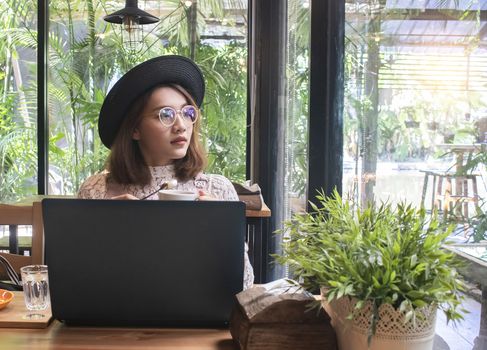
[0,0,38,201]
[0,0,248,201]
[343,0,487,205]
[286,0,310,197]
[1,0,486,213]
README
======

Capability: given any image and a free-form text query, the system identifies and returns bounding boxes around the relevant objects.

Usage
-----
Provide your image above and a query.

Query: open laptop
[42,198,245,327]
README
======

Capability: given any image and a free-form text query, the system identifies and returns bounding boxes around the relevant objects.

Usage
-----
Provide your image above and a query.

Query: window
[47,0,248,195]
[344,2,486,345]
[344,0,487,209]
[0,0,38,202]
[284,0,311,216]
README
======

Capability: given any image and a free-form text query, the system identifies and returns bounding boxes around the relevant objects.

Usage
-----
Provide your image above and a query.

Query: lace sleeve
[243,243,255,290]
[78,172,109,199]
[207,174,239,201]
[203,174,254,289]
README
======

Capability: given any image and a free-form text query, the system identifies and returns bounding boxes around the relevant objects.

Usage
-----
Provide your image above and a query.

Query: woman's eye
[160,108,174,120]
[182,106,197,121]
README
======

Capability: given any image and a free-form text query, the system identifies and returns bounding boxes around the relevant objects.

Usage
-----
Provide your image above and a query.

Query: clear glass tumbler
[20,265,50,319]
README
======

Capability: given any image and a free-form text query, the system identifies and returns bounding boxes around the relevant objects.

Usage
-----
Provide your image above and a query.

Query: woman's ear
[132,128,141,140]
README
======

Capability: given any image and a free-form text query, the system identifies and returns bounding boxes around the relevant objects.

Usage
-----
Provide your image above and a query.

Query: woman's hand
[110,194,139,200]
[197,190,217,201]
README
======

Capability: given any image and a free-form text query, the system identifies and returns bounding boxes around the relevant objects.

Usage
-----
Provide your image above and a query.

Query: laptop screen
[42,198,245,326]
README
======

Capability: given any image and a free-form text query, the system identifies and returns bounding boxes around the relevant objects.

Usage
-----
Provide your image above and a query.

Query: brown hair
[107,84,207,186]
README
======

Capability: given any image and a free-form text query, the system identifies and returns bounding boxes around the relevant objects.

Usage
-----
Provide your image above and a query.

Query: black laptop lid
[42,198,245,326]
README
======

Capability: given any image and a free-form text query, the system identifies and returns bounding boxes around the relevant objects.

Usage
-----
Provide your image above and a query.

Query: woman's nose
[172,112,187,132]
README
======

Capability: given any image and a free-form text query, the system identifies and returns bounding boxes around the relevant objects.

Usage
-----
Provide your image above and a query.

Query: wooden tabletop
[435,143,484,163]
[0,292,52,329]
[436,143,484,152]
[0,292,236,350]
[10,196,272,218]
[245,203,271,218]
[0,321,236,350]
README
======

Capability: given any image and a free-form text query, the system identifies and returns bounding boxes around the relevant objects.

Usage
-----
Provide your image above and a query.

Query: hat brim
[98,55,205,148]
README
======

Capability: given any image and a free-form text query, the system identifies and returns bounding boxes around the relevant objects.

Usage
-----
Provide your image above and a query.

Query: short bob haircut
[106,84,207,186]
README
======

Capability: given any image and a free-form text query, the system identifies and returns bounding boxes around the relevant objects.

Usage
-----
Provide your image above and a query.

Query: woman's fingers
[198,190,217,201]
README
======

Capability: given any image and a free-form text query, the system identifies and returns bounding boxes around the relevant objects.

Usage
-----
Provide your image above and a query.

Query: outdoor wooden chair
[420,170,480,221]
[0,202,44,276]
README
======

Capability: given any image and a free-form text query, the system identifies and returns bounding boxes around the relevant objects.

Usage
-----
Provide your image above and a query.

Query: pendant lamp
[104,0,159,52]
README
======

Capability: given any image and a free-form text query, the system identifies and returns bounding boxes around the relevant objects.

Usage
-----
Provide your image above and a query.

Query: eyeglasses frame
[157,104,199,128]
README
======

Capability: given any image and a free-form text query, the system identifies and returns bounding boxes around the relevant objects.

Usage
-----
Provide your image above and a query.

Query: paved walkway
[435,295,481,350]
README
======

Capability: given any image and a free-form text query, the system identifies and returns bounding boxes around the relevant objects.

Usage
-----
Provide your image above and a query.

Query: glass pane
[344,2,486,346]
[47,0,248,195]
[285,0,310,217]
[0,0,38,202]
[344,0,487,212]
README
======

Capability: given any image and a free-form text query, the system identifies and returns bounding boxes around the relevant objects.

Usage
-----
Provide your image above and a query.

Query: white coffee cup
[158,190,198,201]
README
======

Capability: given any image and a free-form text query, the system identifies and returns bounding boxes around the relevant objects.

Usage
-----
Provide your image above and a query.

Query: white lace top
[78,165,254,290]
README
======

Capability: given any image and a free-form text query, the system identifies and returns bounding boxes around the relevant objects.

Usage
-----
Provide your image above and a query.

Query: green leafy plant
[277,190,466,338]
[470,200,487,242]
[461,148,487,242]
[435,144,487,241]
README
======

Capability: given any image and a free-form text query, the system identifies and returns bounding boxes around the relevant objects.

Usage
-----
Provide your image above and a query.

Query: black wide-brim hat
[98,55,205,148]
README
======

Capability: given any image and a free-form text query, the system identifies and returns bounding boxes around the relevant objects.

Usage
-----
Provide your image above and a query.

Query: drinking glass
[20,265,50,319]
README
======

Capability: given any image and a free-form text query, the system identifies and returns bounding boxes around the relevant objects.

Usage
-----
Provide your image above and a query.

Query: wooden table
[0,321,236,350]
[433,144,483,219]
[3,197,272,284]
[0,293,236,350]
[245,204,271,283]
[443,243,487,350]
[436,143,483,174]
[245,203,271,218]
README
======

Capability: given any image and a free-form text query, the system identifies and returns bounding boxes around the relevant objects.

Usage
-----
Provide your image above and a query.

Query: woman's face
[133,86,195,166]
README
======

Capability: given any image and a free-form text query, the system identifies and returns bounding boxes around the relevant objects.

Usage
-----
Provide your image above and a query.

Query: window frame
[35,0,346,282]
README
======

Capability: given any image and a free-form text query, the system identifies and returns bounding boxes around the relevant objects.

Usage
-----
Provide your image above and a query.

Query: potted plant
[426,121,439,131]
[404,120,420,129]
[277,191,465,350]
[403,107,420,129]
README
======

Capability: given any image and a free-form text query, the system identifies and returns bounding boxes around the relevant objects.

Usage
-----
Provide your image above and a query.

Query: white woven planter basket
[324,296,437,350]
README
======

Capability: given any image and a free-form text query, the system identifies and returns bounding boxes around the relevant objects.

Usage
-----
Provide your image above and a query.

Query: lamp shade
[104,0,159,25]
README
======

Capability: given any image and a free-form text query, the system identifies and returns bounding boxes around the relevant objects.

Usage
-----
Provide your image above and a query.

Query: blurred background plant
[1,0,487,216]
[0,0,249,201]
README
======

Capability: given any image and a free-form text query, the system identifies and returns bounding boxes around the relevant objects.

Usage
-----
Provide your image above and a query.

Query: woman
[78,55,253,289]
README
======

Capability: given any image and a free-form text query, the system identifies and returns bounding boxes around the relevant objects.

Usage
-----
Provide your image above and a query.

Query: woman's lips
[171,137,187,146]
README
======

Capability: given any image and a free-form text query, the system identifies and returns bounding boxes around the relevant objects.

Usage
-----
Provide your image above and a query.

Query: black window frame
[35,0,345,282]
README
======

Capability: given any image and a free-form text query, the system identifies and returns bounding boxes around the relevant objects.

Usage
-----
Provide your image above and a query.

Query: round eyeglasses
[158,105,199,127]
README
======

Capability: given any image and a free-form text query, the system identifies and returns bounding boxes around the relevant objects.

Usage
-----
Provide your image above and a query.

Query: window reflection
[344,0,487,209]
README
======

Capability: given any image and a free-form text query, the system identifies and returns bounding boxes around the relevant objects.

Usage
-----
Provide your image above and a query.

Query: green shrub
[277,190,466,336]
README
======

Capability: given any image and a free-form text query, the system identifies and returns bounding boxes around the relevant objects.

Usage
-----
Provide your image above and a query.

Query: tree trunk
[11,56,30,126]
[362,17,380,206]
[86,0,96,155]
[188,1,198,61]
[67,1,79,189]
